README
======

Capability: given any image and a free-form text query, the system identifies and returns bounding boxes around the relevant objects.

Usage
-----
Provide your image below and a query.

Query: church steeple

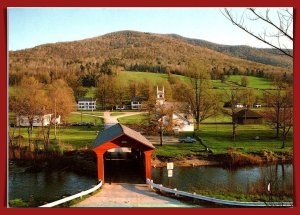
[156,86,165,105]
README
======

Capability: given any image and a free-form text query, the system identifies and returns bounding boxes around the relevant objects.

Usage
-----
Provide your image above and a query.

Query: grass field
[153,123,292,158]
[227,75,274,89]
[9,112,104,149]
[118,71,189,84]
[118,113,148,125]
[197,124,292,154]
[110,112,126,116]
[65,113,103,124]
[201,113,232,123]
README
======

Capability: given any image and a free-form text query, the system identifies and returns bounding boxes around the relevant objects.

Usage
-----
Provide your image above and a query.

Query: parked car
[178,136,196,143]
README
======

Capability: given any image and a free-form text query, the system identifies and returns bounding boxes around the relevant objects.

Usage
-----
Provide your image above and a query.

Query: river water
[152,163,293,195]
[8,163,293,206]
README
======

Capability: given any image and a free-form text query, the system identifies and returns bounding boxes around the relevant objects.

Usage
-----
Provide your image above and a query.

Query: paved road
[145,135,180,145]
[72,183,196,208]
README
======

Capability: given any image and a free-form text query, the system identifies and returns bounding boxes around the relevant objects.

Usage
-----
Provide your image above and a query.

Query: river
[8,162,293,206]
[152,163,293,195]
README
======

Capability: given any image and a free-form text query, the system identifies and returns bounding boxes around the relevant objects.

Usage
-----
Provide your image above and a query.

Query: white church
[156,86,194,133]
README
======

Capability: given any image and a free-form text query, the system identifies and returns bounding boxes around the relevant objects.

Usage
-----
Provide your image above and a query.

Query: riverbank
[10,147,292,171]
[152,150,293,168]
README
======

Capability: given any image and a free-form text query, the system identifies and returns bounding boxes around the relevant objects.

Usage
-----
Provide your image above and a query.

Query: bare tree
[173,61,220,130]
[263,78,289,138]
[223,87,244,141]
[222,8,293,58]
[263,82,293,148]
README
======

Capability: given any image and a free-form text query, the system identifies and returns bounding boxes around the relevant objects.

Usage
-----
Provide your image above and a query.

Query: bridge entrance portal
[92,124,155,183]
[104,147,145,184]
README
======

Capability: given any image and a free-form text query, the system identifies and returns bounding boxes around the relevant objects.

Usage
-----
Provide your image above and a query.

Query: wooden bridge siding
[93,135,154,183]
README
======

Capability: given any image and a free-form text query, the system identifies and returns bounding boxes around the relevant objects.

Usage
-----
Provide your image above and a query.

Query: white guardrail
[146,179,293,207]
[39,181,103,207]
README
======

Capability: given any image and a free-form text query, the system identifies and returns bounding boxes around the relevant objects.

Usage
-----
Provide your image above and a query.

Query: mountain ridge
[9,30,292,81]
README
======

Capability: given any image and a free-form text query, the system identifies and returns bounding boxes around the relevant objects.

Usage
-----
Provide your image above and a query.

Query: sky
[8,8,293,51]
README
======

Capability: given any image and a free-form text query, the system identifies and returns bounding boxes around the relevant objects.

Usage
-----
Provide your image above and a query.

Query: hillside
[168,34,292,70]
[9,30,291,85]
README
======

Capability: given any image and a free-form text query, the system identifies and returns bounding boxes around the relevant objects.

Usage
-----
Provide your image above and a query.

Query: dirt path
[72,183,196,207]
[103,111,144,129]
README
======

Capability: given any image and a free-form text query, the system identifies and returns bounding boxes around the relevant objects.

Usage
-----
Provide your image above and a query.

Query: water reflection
[152,164,293,195]
[9,164,97,205]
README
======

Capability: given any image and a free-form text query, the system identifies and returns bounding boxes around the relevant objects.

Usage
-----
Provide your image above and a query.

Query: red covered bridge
[92,123,155,183]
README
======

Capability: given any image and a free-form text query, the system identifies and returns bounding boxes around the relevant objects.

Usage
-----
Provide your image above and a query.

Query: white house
[162,112,194,133]
[77,98,96,110]
[156,86,194,133]
[131,96,147,110]
[16,114,61,127]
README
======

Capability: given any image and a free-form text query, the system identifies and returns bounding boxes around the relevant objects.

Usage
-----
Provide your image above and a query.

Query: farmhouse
[235,109,263,124]
[156,86,194,132]
[77,98,96,110]
[131,96,147,110]
[16,114,61,127]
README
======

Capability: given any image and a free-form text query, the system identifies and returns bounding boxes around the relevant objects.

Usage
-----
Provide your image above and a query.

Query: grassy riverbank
[153,123,292,166]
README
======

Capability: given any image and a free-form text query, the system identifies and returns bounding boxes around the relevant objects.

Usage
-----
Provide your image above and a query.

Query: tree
[12,77,48,150]
[114,80,129,109]
[223,87,244,141]
[96,74,121,110]
[73,86,89,102]
[263,81,293,147]
[46,79,75,148]
[241,76,249,87]
[129,80,138,98]
[176,60,219,130]
[96,74,111,110]
[243,89,257,108]
[222,8,293,58]
[278,88,293,148]
[137,79,153,99]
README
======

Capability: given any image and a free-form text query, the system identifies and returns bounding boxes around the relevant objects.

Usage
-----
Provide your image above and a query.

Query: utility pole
[54,98,57,139]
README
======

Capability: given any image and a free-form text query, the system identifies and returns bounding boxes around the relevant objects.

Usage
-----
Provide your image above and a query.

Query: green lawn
[201,113,232,123]
[65,113,103,124]
[154,123,292,158]
[9,125,103,149]
[197,124,292,154]
[75,111,104,116]
[118,71,189,85]
[9,112,105,149]
[118,113,148,125]
[227,75,274,89]
[110,112,126,116]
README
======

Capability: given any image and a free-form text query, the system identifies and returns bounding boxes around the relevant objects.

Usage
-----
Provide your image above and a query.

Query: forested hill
[9,30,291,85]
[168,34,292,70]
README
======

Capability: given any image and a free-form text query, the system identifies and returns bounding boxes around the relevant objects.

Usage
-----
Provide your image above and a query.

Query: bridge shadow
[104,151,145,184]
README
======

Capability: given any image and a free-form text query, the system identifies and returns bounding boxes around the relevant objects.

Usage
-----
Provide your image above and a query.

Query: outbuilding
[235,109,263,124]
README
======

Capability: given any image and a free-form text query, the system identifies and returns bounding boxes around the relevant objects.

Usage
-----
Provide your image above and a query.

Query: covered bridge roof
[93,123,155,149]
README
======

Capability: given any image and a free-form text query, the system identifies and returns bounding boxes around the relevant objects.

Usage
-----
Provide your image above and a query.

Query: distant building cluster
[77,98,97,110]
